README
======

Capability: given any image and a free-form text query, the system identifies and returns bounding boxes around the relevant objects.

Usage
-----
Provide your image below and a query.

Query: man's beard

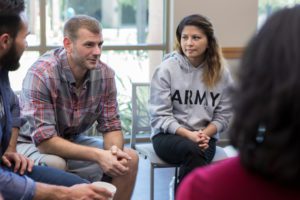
[0,43,21,71]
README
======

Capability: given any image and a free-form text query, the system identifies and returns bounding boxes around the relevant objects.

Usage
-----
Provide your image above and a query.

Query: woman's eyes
[182,35,201,40]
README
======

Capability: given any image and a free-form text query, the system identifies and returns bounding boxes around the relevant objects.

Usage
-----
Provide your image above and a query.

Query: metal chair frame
[130,82,179,200]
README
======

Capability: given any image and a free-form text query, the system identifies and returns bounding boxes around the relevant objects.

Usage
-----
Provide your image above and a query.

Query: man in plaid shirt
[17,15,138,200]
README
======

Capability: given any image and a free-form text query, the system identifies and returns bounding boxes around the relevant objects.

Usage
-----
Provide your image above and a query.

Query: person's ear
[0,33,12,50]
[63,37,73,54]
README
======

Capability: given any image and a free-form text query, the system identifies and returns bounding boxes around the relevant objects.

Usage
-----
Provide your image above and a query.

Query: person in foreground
[17,14,138,200]
[0,0,112,199]
[149,14,233,183]
[177,5,300,200]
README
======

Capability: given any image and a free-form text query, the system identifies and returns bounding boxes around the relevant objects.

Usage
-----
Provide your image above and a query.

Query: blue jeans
[5,165,88,186]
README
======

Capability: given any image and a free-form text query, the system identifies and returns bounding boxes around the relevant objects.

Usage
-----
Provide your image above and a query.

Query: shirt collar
[58,48,91,88]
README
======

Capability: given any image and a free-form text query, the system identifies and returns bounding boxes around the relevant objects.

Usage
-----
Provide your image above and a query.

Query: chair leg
[174,167,179,196]
[150,164,154,200]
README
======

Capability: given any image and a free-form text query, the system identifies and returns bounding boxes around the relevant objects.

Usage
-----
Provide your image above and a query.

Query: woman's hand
[196,130,210,150]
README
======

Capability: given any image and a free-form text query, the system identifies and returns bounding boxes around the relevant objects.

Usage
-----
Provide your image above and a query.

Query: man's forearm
[34,183,69,200]
[103,131,124,150]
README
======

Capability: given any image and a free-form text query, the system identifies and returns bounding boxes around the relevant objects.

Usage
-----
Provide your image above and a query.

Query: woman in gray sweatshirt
[149,14,233,182]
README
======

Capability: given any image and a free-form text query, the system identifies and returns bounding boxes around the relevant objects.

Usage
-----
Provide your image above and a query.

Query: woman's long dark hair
[230,5,300,187]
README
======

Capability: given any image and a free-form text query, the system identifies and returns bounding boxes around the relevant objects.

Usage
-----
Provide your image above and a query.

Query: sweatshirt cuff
[211,121,223,133]
[167,121,181,134]
[12,117,22,127]
[23,176,36,200]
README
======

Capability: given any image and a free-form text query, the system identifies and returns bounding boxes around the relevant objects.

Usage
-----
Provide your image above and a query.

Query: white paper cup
[92,181,117,200]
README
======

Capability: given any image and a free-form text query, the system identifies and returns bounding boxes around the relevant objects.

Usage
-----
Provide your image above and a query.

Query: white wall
[169,0,258,49]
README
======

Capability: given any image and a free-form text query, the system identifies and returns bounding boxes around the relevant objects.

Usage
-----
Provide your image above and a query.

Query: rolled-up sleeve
[0,167,36,200]
[20,70,57,146]
[96,70,122,133]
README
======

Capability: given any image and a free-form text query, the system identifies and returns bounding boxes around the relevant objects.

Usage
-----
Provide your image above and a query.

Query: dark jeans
[152,133,216,182]
[4,164,88,186]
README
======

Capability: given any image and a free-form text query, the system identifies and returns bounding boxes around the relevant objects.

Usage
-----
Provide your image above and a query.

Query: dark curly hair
[230,5,300,187]
[0,0,25,39]
[175,14,223,88]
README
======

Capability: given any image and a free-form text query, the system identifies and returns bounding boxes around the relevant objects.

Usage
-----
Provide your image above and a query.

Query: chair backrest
[130,82,151,149]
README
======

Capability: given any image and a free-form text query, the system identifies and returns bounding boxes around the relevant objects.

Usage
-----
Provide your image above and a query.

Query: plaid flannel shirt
[19,48,121,146]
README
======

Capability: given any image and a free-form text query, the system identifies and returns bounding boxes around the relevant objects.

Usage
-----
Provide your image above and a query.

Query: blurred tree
[259,0,300,16]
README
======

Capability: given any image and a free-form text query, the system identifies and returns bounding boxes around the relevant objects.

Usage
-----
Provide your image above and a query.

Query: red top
[176,156,300,200]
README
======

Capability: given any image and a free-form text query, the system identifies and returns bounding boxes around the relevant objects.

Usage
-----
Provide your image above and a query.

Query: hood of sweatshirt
[162,51,205,73]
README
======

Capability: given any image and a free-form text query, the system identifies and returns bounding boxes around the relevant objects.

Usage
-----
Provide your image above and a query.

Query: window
[10,0,167,90]
[9,0,168,135]
[258,0,300,28]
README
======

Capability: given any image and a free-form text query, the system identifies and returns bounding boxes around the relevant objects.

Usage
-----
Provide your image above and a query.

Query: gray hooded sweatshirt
[149,51,233,139]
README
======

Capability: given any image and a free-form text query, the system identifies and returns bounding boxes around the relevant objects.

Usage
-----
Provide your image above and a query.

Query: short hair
[175,14,223,88]
[0,0,25,38]
[230,5,300,187]
[63,15,102,41]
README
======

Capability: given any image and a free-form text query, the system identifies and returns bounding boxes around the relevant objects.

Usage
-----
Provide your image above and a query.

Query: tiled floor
[131,155,176,200]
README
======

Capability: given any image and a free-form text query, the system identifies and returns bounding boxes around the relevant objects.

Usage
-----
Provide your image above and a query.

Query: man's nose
[93,46,101,55]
